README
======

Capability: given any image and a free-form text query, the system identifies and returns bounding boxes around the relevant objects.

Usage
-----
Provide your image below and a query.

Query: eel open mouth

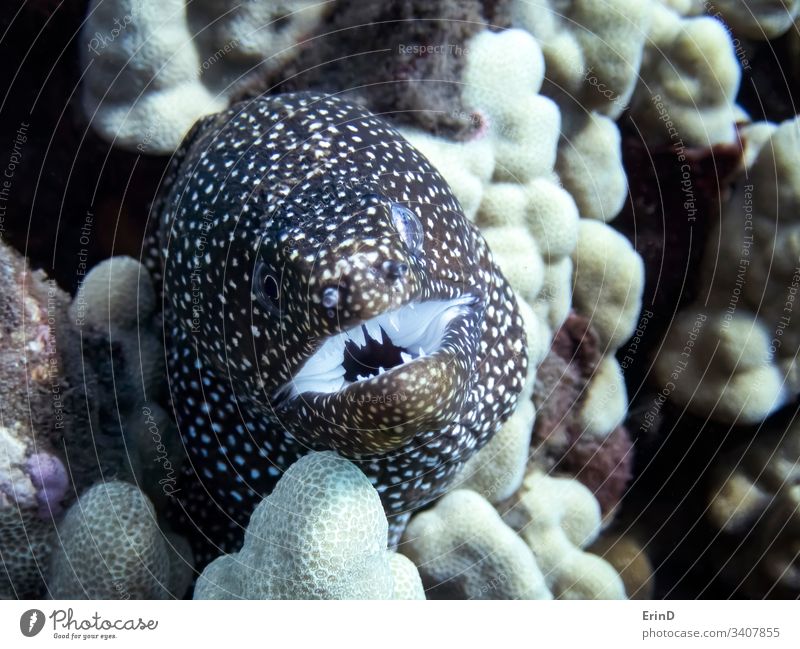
[278,296,476,399]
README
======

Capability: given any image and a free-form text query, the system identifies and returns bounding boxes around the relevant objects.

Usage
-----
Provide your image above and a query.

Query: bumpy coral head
[159,93,500,455]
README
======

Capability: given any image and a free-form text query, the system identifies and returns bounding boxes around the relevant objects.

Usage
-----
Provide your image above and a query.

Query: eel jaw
[277,295,477,399]
[273,295,482,455]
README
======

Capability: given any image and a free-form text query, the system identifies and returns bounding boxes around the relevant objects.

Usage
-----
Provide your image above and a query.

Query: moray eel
[154,92,527,561]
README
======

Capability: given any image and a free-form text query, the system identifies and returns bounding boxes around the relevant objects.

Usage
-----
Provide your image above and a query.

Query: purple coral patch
[25,452,69,518]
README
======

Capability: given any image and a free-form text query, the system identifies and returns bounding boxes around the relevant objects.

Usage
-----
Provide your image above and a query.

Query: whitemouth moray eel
[153,92,527,562]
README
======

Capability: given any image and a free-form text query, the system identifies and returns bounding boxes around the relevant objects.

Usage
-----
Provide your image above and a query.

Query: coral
[531,312,633,518]
[556,111,627,222]
[0,507,54,598]
[401,28,581,356]
[613,135,742,377]
[71,257,181,503]
[457,399,536,503]
[401,489,551,600]
[572,219,645,353]
[80,0,330,154]
[706,420,800,597]
[655,116,800,424]
[387,553,426,600]
[70,256,155,330]
[589,532,655,600]
[194,452,424,599]
[510,0,652,120]
[47,481,191,599]
[509,0,650,223]
[630,2,742,147]
[654,310,786,424]
[559,425,633,521]
[709,0,800,39]
[500,471,627,599]
[481,226,545,305]
[240,0,492,139]
[0,241,96,597]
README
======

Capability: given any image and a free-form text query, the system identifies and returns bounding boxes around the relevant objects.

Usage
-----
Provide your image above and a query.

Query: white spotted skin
[154,93,527,562]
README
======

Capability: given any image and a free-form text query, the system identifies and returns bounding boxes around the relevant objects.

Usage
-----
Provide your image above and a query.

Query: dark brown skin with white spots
[155,92,527,561]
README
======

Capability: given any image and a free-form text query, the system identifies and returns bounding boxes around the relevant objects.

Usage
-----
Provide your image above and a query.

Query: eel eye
[254,263,280,313]
[391,203,424,254]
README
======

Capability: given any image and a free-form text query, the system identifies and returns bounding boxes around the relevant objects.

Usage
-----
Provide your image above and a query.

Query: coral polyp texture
[500,470,627,599]
[706,419,800,597]
[401,489,551,600]
[48,481,191,599]
[81,0,331,153]
[2,0,800,603]
[655,116,800,423]
[194,452,424,600]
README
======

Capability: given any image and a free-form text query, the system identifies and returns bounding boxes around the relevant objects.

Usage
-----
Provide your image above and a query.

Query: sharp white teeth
[365,320,383,342]
[281,295,474,398]
[346,325,366,347]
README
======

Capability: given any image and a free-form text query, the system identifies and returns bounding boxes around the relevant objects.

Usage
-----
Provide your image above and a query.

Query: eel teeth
[278,296,474,399]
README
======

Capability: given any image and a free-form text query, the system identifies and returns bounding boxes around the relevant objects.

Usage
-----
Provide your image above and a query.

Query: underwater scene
[1,0,800,604]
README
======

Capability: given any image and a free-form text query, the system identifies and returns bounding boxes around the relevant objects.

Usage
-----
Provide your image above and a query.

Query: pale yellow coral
[706,422,800,597]
[401,489,551,600]
[81,0,328,153]
[577,357,629,439]
[511,0,652,119]
[630,4,742,147]
[571,220,645,352]
[557,111,628,222]
[482,226,545,305]
[710,0,800,39]
[501,471,626,599]
[457,399,536,503]
[589,532,654,600]
[194,452,424,599]
[659,118,800,423]
[653,310,786,424]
